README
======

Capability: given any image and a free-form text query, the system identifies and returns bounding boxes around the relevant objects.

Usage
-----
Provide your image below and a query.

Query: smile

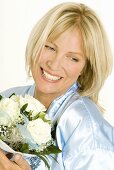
[42,69,61,81]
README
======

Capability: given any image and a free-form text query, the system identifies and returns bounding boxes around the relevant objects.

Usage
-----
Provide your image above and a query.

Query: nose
[47,54,62,70]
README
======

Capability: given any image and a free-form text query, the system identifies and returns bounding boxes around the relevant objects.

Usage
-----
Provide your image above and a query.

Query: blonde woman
[0,2,114,170]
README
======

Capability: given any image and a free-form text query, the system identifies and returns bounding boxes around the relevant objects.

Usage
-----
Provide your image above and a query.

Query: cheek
[39,50,49,61]
[66,64,84,78]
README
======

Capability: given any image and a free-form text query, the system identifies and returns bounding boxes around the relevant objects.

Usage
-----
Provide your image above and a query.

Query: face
[31,28,86,101]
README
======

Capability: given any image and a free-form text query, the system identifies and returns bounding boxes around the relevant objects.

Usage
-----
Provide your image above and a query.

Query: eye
[67,55,79,62]
[71,57,79,62]
[45,45,56,52]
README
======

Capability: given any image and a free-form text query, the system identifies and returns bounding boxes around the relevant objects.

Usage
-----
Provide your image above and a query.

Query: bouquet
[0,93,61,169]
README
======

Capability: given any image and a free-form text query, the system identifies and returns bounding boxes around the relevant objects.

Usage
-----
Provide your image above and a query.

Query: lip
[41,67,61,77]
[40,67,63,82]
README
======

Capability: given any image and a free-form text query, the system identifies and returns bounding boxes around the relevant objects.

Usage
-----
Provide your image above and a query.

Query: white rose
[27,118,51,145]
[0,98,21,125]
[0,112,12,126]
[19,95,46,117]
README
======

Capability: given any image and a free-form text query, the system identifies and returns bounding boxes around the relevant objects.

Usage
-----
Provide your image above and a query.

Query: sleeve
[56,101,114,170]
[0,86,24,97]
[0,85,33,97]
[62,138,114,170]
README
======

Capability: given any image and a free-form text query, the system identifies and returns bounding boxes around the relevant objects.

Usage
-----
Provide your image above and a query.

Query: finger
[0,149,11,163]
[13,153,31,170]
[0,149,12,169]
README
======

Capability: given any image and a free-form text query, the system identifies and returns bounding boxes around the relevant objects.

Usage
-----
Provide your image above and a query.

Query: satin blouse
[1,84,114,170]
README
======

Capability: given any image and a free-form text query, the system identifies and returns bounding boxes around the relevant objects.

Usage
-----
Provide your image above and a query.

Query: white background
[0,0,114,126]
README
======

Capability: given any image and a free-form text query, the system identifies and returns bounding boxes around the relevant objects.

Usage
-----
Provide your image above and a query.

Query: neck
[34,89,56,108]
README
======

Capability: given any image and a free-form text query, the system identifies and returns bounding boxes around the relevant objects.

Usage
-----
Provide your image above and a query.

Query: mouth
[41,68,62,81]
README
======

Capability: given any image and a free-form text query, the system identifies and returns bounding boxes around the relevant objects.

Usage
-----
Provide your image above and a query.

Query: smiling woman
[31,28,86,108]
[0,2,114,170]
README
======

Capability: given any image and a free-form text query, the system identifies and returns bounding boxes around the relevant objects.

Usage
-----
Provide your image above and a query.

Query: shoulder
[58,93,103,126]
[0,84,35,97]
[57,93,114,151]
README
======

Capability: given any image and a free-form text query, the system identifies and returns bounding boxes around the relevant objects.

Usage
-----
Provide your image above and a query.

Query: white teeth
[43,70,61,81]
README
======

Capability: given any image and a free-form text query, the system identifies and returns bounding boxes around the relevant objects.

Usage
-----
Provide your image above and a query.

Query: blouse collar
[47,83,78,120]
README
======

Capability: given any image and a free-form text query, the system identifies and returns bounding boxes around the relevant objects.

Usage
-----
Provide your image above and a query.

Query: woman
[0,2,114,170]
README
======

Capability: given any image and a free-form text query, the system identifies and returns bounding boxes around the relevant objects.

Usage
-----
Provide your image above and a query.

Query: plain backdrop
[0,0,114,126]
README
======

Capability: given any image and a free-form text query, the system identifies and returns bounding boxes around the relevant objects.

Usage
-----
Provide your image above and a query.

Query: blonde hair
[25,2,113,105]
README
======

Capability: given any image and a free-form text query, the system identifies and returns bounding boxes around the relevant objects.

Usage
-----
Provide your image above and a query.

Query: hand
[0,149,31,170]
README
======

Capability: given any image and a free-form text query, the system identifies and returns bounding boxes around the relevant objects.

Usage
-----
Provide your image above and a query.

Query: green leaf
[43,144,62,155]
[32,112,45,120]
[21,103,28,112]
[20,145,61,169]
[20,143,29,153]
[31,112,40,120]
[35,154,50,170]
[39,112,45,118]
[27,150,50,170]
[39,112,51,124]
[31,112,51,123]
[49,155,59,164]
[0,95,3,100]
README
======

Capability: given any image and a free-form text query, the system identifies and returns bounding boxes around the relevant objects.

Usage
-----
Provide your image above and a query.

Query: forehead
[48,28,84,55]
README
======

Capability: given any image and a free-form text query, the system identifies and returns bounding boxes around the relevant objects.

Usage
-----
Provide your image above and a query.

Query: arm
[56,100,114,170]
[62,137,114,170]
[0,149,31,170]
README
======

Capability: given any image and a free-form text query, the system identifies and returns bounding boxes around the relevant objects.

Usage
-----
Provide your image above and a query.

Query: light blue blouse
[1,84,114,170]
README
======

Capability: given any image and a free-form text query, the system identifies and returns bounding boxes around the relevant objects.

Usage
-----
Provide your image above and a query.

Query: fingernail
[13,153,23,162]
[6,153,14,160]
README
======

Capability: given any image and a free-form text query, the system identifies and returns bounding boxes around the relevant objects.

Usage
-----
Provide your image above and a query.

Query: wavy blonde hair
[25,2,113,105]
